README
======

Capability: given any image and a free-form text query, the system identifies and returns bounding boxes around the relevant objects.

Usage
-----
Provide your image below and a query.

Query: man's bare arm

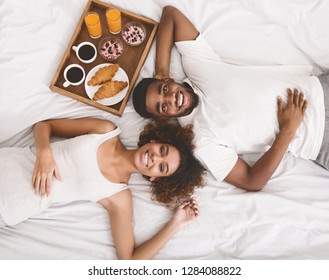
[155,6,199,80]
[225,89,308,191]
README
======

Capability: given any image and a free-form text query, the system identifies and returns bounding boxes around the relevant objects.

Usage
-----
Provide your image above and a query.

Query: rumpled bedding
[1,0,329,259]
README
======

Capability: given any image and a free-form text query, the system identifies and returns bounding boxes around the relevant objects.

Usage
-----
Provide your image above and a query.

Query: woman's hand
[32,148,62,197]
[170,198,199,229]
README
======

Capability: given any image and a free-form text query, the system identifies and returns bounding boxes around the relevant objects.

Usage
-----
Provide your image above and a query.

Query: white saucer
[84,63,129,106]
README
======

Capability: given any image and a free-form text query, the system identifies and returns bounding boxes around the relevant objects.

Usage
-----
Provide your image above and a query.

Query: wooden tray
[50,0,158,116]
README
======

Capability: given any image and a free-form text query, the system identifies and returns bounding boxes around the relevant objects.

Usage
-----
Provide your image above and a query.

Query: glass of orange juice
[106,8,121,34]
[85,12,102,39]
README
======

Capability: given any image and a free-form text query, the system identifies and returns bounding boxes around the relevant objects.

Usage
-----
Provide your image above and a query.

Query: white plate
[84,63,129,106]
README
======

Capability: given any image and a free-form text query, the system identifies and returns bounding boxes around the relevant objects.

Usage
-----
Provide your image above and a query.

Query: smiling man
[132,6,329,191]
[144,79,199,117]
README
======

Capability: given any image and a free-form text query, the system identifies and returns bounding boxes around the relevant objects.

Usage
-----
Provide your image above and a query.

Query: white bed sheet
[1,0,329,260]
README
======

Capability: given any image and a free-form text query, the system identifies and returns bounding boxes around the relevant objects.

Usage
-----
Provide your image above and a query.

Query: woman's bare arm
[98,190,199,260]
[32,118,116,196]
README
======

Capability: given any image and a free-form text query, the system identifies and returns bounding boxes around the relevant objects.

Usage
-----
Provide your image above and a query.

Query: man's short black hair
[132,78,156,118]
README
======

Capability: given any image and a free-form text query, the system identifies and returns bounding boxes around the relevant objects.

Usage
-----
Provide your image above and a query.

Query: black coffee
[66,67,84,83]
[78,45,95,61]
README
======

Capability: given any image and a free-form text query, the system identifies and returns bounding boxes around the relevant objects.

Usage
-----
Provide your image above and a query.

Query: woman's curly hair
[138,119,206,206]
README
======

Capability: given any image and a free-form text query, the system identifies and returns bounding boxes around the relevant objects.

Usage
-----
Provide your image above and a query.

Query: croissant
[93,81,128,101]
[87,64,120,86]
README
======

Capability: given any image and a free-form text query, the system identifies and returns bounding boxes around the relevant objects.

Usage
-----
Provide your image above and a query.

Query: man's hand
[277,88,308,135]
[154,74,173,82]
[225,88,308,191]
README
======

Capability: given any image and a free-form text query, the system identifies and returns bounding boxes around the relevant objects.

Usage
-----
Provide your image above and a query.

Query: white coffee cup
[72,42,97,64]
[63,64,85,87]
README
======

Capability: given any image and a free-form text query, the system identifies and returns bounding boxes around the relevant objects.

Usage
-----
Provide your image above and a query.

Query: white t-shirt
[177,35,325,181]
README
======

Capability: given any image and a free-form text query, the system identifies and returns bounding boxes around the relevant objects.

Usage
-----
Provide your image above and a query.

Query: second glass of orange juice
[106,8,121,34]
[85,12,102,39]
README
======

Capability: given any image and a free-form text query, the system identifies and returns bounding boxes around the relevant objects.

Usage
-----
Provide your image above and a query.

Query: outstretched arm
[98,190,199,260]
[32,118,116,196]
[155,5,199,80]
[225,88,308,191]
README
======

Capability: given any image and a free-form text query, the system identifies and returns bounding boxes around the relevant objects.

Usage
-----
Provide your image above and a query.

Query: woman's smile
[135,143,180,178]
[143,150,149,167]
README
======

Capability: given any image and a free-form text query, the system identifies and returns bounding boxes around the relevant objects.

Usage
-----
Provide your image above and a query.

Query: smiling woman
[135,142,180,178]
[0,117,205,259]
[138,119,205,205]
